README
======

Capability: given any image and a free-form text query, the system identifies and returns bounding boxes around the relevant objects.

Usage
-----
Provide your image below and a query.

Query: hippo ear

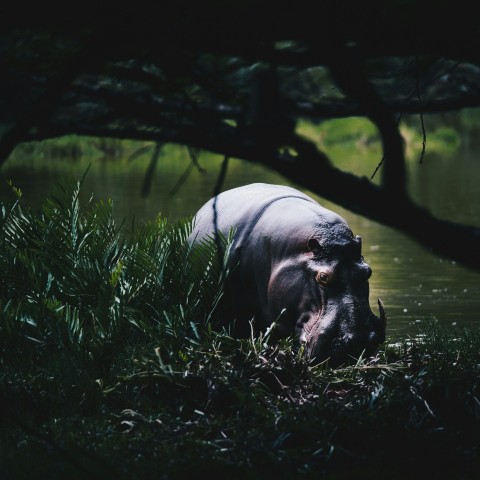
[308,238,321,253]
[355,235,363,256]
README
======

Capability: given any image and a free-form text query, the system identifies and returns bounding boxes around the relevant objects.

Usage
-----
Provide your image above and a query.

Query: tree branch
[25,121,480,272]
[328,47,407,197]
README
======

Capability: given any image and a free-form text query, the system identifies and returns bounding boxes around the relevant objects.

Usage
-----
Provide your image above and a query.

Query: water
[1,138,479,341]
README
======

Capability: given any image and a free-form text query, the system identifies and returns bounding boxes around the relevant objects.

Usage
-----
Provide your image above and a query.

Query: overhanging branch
[24,120,480,272]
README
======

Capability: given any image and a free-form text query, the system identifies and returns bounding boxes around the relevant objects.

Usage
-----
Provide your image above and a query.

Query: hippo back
[190,183,317,256]
[188,183,349,331]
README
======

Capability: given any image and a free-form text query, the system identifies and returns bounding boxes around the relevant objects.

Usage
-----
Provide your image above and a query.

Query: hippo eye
[316,271,329,286]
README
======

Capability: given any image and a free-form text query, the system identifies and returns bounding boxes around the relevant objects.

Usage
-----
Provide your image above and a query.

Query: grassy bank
[1,179,479,479]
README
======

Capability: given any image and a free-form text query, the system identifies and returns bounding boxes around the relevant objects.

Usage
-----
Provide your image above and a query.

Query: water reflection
[1,143,479,340]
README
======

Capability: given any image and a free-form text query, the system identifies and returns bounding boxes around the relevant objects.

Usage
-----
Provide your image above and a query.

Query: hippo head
[269,222,386,368]
[294,231,386,367]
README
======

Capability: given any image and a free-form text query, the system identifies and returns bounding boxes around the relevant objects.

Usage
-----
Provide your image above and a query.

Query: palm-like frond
[0,174,232,365]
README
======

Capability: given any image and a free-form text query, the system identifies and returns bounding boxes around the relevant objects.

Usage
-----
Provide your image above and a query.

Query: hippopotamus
[189,183,386,367]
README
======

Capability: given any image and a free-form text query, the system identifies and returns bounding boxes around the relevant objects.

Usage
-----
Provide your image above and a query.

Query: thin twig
[416,58,427,164]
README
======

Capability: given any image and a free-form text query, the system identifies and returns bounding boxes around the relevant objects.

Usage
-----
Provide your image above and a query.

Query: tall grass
[0,172,232,371]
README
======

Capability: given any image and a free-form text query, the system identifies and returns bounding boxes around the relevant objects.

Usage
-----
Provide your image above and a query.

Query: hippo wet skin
[189,183,386,367]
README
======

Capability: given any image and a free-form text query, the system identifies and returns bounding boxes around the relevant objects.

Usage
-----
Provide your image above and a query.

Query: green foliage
[10,135,149,161]
[297,115,463,164]
[297,117,380,148]
[0,173,231,367]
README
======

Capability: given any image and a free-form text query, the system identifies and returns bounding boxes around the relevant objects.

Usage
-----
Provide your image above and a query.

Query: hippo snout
[306,300,387,367]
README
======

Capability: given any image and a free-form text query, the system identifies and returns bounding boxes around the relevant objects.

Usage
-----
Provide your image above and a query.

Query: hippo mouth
[307,298,387,368]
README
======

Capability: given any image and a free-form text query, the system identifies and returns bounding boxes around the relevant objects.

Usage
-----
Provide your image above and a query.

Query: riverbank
[2,324,479,479]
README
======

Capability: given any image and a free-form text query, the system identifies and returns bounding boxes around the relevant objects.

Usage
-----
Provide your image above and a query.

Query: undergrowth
[0,176,479,480]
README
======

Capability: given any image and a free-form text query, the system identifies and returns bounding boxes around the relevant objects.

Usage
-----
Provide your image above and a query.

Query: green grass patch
[297,116,462,164]
[1,177,479,479]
